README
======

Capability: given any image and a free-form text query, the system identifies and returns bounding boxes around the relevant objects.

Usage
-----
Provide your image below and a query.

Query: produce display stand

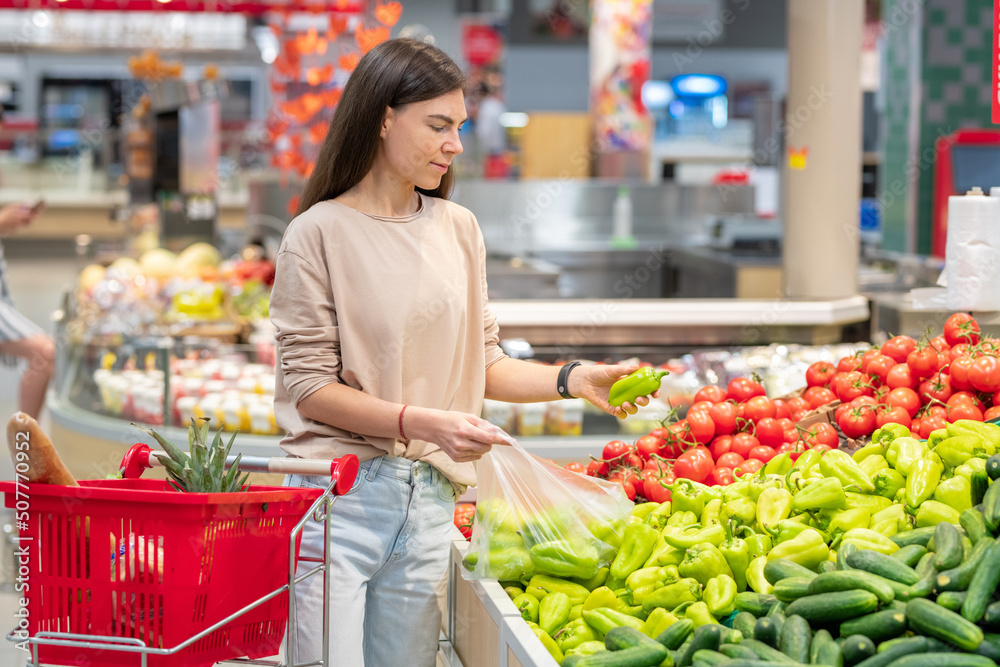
[1,446,360,667]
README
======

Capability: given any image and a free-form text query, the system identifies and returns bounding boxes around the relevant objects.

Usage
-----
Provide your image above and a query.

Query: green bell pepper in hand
[853,441,888,462]
[749,472,784,501]
[664,523,725,550]
[583,586,618,611]
[703,574,738,616]
[819,450,876,493]
[679,543,733,585]
[885,437,927,476]
[626,566,679,606]
[872,422,910,446]
[747,555,773,594]
[611,522,659,580]
[526,575,591,605]
[701,498,723,526]
[554,617,597,652]
[539,591,571,635]
[791,477,847,511]
[859,454,890,477]
[874,468,906,499]
[934,475,973,512]
[719,522,750,592]
[641,578,702,613]
[906,457,943,508]
[513,593,540,622]
[582,607,644,636]
[639,607,679,638]
[756,487,792,531]
[720,496,757,527]
[685,600,717,628]
[609,366,669,407]
[934,435,989,468]
[946,419,1000,453]
[766,528,829,570]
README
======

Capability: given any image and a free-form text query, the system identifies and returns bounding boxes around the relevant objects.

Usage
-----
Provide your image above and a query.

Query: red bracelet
[399,404,408,441]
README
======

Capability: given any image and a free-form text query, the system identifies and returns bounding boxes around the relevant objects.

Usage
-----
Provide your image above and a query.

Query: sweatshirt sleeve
[479,230,507,370]
[270,249,342,406]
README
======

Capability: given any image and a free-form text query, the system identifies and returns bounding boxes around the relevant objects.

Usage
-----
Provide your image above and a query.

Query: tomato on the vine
[803,386,837,410]
[886,387,921,417]
[985,405,1000,421]
[918,372,952,405]
[885,363,920,390]
[727,377,766,402]
[864,354,897,386]
[881,335,918,364]
[693,385,727,404]
[743,396,777,422]
[730,432,760,459]
[716,452,745,469]
[689,400,715,414]
[564,461,587,474]
[749,446,777,463]
[642,469,673,503]
[906,346,940,379]
[733,459,764,478]
[709,434,734,460]
[708,466,735,486]
[772,399,791,420]
[837,355,863,373]
[635,435,664,462]
[803,422,838,448]
[686,410,717,444]
[838,405,877,439]
[755,417,785,448]
[835,371,873,403]
[708,401,738,436]
[918,415,946,439]
[948,402,984,422]
[948,391,986,410]
[602,440,630,468]
[929,335,951,353]
[805,361,837,388]
[673,447,713,484]
[969,355,1000,393]
[876,405,912,429]
[787,396,811,413]
[944,313,981,346]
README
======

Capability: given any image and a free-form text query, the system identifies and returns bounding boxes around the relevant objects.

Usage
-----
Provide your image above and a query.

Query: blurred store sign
[651,0,723,44]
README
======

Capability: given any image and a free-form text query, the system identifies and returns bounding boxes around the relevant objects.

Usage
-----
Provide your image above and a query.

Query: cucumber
[774,577,815,603]
[890,545,927,568]
[904,598,985,651]
[932,522,962,571]
[971,471,990,506]
[886,600,908,613]
[839,610,907,645]
[732,611,758,640]
[975,633,1000,661]
[785,591,880,623]
[712,662,806,667]
[735,592,779,616]
[983,480,1000,533]
[779,614,812,664]
[960,509,988,545]
[808,571,896,605]
[572,644,669,666]
[719,643,759,660]
[897,553,937,602]
[677,624,725,667]
[818,560,838,574]
[986,454,1000,481]
[809,629,843,667]
[935,536,992,592]
[870,653,996,667]
[934,590,967,612]
[605,626,664,651]
[739,638,798,663]
[768,601,789,618]
[656,618,695,650]
[837,543,859,571]
[690,649,729,666]
[765,558,819,585]
[840,635,875,667]
[754,617,782,648]
[960,535,1000,622]
[890,527,935,548]
[845,551,920,585]
[982,601,1000,631]
[851,636,929,667]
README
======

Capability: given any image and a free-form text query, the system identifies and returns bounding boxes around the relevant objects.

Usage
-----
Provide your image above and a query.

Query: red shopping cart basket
[0,478,323,667]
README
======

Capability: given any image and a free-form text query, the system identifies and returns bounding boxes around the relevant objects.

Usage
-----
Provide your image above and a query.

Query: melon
[175,242,222,277]
[78,264,107,294]
[139,248,177,280]
[107,257,141,279]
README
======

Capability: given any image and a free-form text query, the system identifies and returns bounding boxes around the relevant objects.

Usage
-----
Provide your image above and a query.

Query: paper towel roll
[946,187,1000,311]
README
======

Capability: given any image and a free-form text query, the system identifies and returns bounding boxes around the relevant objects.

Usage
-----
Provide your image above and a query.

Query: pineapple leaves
[138,419,247,494]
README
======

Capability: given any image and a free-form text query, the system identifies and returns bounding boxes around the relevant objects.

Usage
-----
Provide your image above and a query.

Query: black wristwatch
[557,361,581,399]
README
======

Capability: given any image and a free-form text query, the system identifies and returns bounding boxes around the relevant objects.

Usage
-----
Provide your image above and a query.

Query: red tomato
[564,461,587,474]
[730,432,760,459]
[918,373,952,405]
[949,356,976,391]
[885,363,920,390]
[673,447,714,484]
[804,422,839,448]
[929,335,951,353]
[876,405,912,429]
[881,335,918,364]
[860,347,882,371]
[850,395,879,408]
[755,417,785,448]
[803,386,837,410]
[838,405,877,439]
[635,435,664,462]
[918,415,946,439]
[686,410,717,445]
[985,405,1000,421]
[837,355,864,373]
[948,402,984,422]
[805,361,837,388]
[709,435,734,460]
[749,445,777,463]
[693,385,728,404]
[689,401,715,414]
[835,402,851,425]
[864,354,897,386]
[727,377,766,402]
[733,459,764,478]
[810,444,833,456]
[911,416,923,433]
[969,356,1000,393]
[783,428,799,443]
[776,417,795,431]
[772,399,791,419]
[791,408,809,422]
[641,470,672,503]
[602,440,630,467]
[709,466,735,486]
[708,401,738,436]
[950,344,971,363]
[886,387,921,417]
[716,452,745,469]
[835,371,873,403]
[743,396,777,423]
[586,459,607,477]
[787,396,811,413]
[922,404,948,420]
[948,391,986,410]
[944,313,981,346]
[906,346,940,379]
[620,479,637,501]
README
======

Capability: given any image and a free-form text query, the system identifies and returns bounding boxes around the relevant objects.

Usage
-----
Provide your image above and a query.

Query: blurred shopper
[0,202,55,419]
[475,63,508,178]
[271,38,656,667]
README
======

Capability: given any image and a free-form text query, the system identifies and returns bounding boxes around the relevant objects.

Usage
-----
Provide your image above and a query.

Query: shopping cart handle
[119,444,154,479]
[330,455,359,496]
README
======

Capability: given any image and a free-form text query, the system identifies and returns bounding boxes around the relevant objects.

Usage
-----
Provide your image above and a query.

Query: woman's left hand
[568,363,660,420]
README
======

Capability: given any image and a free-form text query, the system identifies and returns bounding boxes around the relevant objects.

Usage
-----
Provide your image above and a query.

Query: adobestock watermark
[9,426,31,654]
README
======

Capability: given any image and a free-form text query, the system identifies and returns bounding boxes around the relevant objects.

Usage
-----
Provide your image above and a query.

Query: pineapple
[137,418,249,492]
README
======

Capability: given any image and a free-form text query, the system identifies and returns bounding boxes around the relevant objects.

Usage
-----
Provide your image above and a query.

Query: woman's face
[380,89,466,190]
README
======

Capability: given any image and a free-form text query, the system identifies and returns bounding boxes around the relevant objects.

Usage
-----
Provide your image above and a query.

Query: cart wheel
[330,455,359,496]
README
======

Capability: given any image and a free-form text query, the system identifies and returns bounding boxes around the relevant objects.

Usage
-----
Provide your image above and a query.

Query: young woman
[271,38,655,666]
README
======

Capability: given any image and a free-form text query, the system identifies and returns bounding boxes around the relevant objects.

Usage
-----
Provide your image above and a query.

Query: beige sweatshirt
[270,193,507,489]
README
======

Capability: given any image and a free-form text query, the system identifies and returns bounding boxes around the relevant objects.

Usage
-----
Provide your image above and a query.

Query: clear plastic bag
[463,428,633,582]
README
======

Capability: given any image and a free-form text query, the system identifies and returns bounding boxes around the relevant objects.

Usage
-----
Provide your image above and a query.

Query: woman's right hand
[406,407,511,463]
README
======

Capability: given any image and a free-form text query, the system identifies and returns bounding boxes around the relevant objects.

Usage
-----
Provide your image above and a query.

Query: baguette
[6,412,78,486]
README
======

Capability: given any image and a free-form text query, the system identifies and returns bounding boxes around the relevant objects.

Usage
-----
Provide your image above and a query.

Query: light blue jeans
[284,455,456,667]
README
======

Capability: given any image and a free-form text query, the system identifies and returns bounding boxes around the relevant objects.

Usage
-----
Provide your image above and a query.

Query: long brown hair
[296,38,466,215]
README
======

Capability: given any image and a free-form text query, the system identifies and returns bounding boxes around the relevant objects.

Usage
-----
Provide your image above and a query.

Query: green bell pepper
[644,534,671,569]
[626,566,679,606]
[934,434,989,468]
[513,593,540,622]
[905,457,943,508]
[871,503,907,527]
[826,508,871,540]
[554,617,597,652]
[667,510,699,528]
[927,428,949,449]
[569,604,583,622]
[843,491,892,514]
[679,543,733,585]
[870,518,899,537]
[582,607,644,636]
[756,487,792,531]
[462,545,536,581]
[766,528,829,570]
[587,517,626,550]
[791,477,847,511]
[852,441,888,462]
[611,522,659,580]
[703,574,738,616]
[722,480,751,503]
[955,457,988,481]
[747,555,773,594]
[858,454,890,477]
[668,479,713,516]
[946,419,1000,453]
[764,452,795,476]
[583,586,618,611]
[767,518,814,545]
[839,527,899,555]
[749,472,784,502]
[701,498,723,526]
[792,448,823,474]
[615,598,645,618]
[525,575,591,605]
[720,496,757,527]
[685,600,717,628]
[539,591,571,635]
[871,422,910,446]
[874,468,906,499]
[641,578,702,613]
[644,502,674,530]
[719,522,750,592]
[819,450,876,493]
[531,627,564,663]
[608,366,669,407]
[529,539,600,579]
[934,475,973,512]
[664,523,725,550]
[565,640,606,657]
[632,502,662,521]
[885,437,927,476]
[739,526,771,559]
[570,566,609,591]
[505,585,525,600]
[913,499,961,528]
[639,607,679,638]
